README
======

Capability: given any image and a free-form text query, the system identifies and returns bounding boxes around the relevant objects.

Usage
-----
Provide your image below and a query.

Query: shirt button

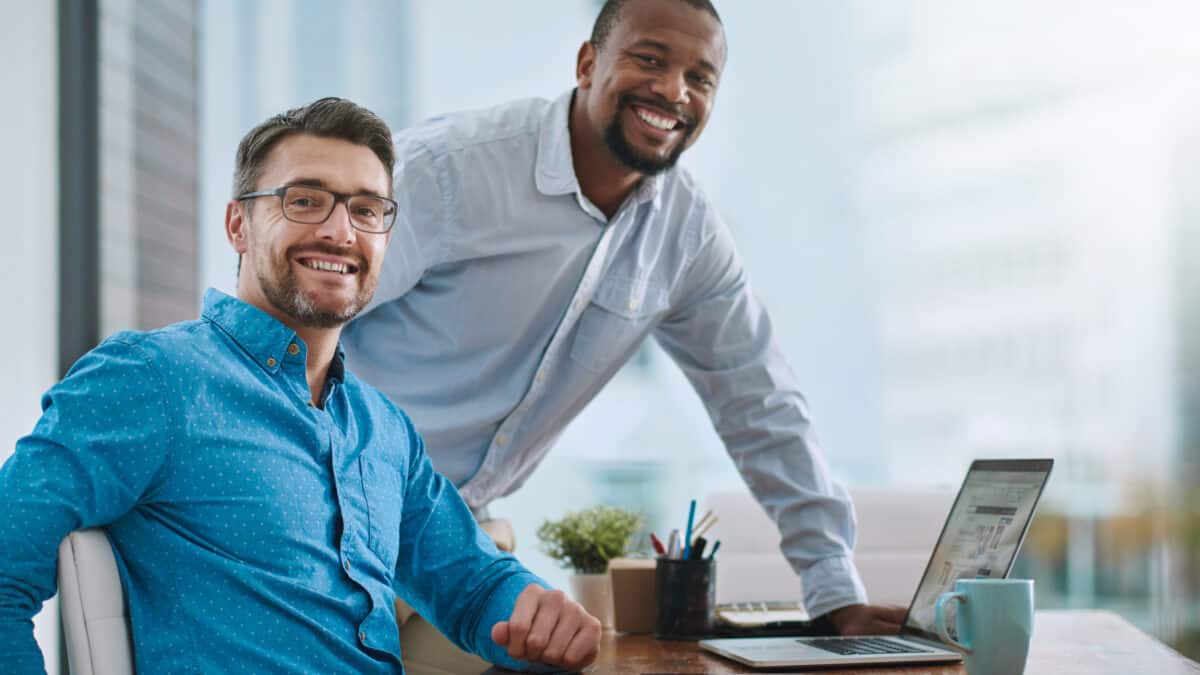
[266,357,277,368]
[535,369,546,383]
[359,630,367,643]
[287,343,300,356]
[495,434,508,447]
[343,559,351,573]
[628,301,639,311]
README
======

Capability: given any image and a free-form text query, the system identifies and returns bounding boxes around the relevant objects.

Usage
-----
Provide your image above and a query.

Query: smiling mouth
[632,105,684,132]
[297,257,359,275]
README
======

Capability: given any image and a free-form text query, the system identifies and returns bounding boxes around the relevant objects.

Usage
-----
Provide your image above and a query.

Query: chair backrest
[57,528,135,675]
[702,487,956,606]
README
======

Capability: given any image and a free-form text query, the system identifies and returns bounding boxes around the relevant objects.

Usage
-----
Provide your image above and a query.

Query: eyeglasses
[236,185,398,234]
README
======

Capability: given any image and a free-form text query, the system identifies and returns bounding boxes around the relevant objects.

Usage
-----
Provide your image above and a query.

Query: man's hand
[491,585,602,671]
[827,604,907,635]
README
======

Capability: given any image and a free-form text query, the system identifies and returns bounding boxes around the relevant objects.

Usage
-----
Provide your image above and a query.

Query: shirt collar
[535,89,665,210]
[200,288,344,382]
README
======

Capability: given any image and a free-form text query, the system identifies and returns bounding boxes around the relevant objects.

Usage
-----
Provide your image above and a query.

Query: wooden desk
[562,611,1198,674]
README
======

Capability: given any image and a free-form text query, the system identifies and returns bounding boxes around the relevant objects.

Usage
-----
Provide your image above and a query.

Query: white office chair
[703,487,956,606]
[57,528,135,675]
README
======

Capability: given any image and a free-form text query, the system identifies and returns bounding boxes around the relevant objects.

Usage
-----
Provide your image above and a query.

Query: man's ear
[576,40,596,89]
[225,199,249,255]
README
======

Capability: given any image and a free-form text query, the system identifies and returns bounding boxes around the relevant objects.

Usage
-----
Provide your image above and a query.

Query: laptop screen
[901,458,1053,642]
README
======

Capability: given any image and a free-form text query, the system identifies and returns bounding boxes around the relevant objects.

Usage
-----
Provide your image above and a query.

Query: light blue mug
[934,578,1034,675]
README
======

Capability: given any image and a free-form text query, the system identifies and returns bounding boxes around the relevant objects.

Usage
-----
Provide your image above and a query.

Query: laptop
[700,458,1054,669]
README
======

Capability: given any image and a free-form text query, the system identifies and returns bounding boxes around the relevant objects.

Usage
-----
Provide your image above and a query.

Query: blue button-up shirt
[0,290,545,674]
[343,90,868,617]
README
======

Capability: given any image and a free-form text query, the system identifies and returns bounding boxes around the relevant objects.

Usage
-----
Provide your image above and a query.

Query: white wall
[0,0,61,670]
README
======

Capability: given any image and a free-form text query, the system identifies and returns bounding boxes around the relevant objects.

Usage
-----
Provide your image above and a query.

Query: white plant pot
[568,572,613,629]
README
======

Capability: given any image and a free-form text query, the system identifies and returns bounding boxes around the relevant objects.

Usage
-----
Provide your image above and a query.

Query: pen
[682,499,697,560]
[707,540,721,559]
[691,536,707,560]
[666,529,680,559]
[650,532,666,556]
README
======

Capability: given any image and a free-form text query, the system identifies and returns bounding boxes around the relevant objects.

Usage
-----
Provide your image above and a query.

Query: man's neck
[238,288,341,408]
[568,97,642,220]
[291,325,340,408]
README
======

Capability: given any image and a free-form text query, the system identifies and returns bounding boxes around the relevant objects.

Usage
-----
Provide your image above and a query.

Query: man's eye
[634,54,661,67]
[355,207,379,218]
[291,197,315,207]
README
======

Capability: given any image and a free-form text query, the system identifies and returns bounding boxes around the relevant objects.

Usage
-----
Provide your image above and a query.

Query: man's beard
[256,243,374,329]
[603,96,693,175]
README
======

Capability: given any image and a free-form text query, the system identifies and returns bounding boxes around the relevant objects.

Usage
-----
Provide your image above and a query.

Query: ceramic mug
[935,578,1034,675]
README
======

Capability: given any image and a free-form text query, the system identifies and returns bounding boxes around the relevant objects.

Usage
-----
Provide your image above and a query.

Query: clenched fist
[491,585,602,670]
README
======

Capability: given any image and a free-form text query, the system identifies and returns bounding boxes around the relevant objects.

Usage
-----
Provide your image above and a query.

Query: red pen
[649,532,666,556]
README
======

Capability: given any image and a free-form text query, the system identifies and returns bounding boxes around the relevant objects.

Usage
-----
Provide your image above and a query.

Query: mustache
[287,242,368,275]
[620,93,694,128]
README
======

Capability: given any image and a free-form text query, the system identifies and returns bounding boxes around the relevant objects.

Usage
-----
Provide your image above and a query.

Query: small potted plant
[537,505,642,627]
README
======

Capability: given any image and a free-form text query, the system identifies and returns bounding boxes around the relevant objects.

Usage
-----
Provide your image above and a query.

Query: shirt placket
[460,203,628,505]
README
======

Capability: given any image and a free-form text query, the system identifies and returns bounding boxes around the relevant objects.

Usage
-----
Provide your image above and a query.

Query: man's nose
[313,200,356,244]
[650,68,689,105]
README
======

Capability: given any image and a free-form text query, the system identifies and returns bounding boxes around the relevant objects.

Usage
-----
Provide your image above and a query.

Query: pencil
[692,515,719,542]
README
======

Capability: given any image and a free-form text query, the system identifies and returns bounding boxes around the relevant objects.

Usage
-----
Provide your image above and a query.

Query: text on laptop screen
[903,464,1050,637]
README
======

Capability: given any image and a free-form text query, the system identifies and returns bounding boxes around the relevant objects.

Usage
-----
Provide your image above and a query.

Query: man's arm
[653,218,873,623]
[0,339,172,673]
[389,412,598,670]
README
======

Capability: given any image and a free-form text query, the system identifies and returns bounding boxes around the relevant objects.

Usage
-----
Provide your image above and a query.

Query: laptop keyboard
[804,637,932,656]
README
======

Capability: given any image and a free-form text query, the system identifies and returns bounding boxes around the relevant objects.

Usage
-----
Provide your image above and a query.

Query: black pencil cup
[654,557,716,640]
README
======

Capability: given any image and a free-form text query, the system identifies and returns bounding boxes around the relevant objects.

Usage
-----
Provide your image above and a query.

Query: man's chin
[606,126,684,175]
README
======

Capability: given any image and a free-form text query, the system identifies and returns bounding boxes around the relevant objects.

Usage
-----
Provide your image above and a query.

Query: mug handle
[934,591,972,652]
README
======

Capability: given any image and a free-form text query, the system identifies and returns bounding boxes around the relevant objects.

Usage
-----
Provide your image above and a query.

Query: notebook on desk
[700,458,1054,669]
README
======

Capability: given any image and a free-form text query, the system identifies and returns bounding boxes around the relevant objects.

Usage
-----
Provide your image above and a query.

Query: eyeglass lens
[282,186,395,232]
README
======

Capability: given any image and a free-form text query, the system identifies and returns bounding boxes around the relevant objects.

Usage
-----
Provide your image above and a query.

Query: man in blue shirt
[0,98,599,673]
[343,0,904,658]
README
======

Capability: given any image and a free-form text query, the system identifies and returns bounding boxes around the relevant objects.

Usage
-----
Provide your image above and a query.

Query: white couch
[702,487,956,607]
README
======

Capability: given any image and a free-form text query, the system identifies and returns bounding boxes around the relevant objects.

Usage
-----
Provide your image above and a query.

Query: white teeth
[303,259,349,274]
[635,108,678,131]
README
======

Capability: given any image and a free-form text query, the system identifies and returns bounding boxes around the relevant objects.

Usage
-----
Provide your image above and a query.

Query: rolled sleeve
[799,556,869,619]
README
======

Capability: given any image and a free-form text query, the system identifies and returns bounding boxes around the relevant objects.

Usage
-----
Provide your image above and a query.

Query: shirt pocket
[569,276,669,373]
[359,456,402,571]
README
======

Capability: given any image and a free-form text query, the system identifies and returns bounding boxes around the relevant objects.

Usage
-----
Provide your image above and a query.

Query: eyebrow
[626,39,720,75]
[285,177,388,200]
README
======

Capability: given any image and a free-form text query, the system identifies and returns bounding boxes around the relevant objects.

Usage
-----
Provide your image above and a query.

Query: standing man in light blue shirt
[0,98,599,674]
[344,0,903,656]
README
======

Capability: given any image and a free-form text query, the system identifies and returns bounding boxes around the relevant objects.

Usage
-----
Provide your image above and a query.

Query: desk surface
[567,610,1198,674]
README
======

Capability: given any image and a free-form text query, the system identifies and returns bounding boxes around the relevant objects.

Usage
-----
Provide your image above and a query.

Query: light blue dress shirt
[0,289,546,674]
[342,90,868,617]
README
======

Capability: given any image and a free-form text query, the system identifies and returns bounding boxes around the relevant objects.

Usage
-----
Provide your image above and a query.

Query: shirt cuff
[799,555,869,619]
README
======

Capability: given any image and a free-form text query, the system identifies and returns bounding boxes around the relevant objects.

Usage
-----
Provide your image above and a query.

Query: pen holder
[654,557,715,640]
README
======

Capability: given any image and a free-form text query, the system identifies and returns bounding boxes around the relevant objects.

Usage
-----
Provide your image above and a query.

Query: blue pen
[682,499,697,560]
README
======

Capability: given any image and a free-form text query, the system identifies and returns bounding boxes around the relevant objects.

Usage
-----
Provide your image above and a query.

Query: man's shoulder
[655,164,724,236]
[99,320,207,364]
[90,319,236,382]
[393,96,551,161]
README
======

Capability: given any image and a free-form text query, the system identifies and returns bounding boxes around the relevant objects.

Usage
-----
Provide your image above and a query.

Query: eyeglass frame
[235,185,399,234]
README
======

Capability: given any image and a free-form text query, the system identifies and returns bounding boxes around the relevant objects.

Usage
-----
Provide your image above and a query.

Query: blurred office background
[3,0,1200,670]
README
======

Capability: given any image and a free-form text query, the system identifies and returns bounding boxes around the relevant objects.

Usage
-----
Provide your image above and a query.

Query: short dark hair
[590,0,721,50]
[232,97,395,197]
